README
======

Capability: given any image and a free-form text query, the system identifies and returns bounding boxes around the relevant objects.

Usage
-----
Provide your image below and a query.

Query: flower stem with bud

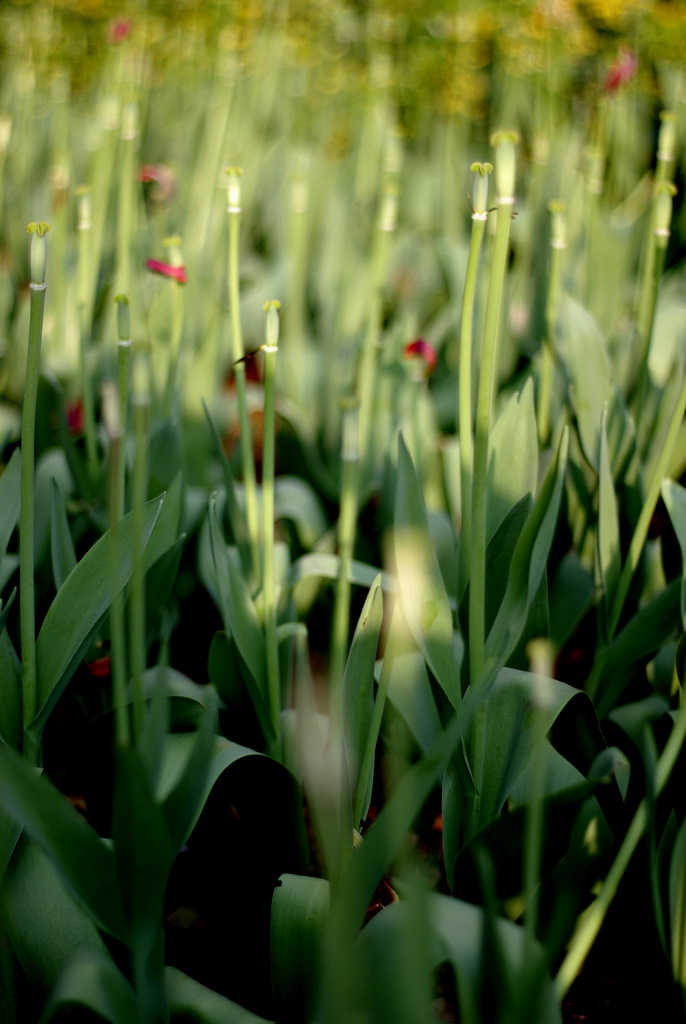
[226,168,260,589]
[262,300,281,757]
[20,223,49,763]
[458,162,492,595]
[469,133,518,691]
[538,201,566,444]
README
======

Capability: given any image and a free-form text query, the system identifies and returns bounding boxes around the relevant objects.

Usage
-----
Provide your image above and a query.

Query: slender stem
[330,398,360,708]
[76,188,98,471]
[469,135,517,690]
[458,163,491,595]
[20,225,49,764]
[226,169,260,587]
[537,201,566,445]
[103,382,129,748]
[117,101,138,298]
[162,237,186,418]
[262,301,281,758]
[129,351,149,745]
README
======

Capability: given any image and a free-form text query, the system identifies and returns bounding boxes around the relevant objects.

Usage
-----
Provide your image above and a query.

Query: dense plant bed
[1,3,686,1022]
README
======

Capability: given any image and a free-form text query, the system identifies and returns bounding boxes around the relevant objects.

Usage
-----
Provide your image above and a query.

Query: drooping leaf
[274,475,328,549]
[285,552,396,600]
[39,946,138,1024]
[0,743,127,940]
[395,434,460,709]
[487,378,538,544]
[166,966,276,1023]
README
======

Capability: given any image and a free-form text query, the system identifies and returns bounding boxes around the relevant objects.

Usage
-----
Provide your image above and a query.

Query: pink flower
[108,18,132,45]
[403,338,437,380]
[138,163,177,205]
[145,259,187,284]
[604,46,637,94]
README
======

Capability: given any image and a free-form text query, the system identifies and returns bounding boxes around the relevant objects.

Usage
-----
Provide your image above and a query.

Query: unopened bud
[27,221,50,285]
[114,294,131,344]
[491,131,518,204]
[470,162,493,217]
[548,200,567,249]
[263,299,281,351]
[654,182,677,248]
[226,166,243,213]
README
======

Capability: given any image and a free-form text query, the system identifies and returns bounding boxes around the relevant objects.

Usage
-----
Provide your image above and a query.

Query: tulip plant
[0,3,685,1023]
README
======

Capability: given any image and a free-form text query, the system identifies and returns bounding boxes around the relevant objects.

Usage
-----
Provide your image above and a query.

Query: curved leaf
[166,967,275,1023]
[344,576,383,817]
[487,378,538,544]
[40,947,137,1024]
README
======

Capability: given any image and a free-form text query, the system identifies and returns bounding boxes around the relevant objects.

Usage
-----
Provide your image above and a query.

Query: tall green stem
[226,168,260,587]
[469,132,518,691]
[537,200,566,445]
[330,397,360,710]
[262,301,281,759]
[458,162,491,595]
[129,350,149,745]
[76,187,98,471]
[20,223,49,764]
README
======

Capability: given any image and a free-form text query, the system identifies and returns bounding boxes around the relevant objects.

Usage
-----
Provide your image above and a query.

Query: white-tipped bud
[76,186,92,231]
[657,110,677,165]
[101,380,122,441]
[491,130,518,204]
[226,166,243,214]
[378,184,399,232]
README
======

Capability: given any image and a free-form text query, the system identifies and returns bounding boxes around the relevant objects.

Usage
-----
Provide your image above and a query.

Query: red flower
[66,397,85,436]
[145,259,187,284]
[108,18,132,45]
[403,338,437,380]
[604,46,637,94]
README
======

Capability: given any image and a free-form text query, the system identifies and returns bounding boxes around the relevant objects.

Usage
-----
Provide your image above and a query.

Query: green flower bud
[263,299,281,351]
[26,221,50,285]
[114,294,131,344]
[654,182,677,248]
[657,111,677,164]
[470,162,493,217]
[226,166,243,213]
[548,200,567,249]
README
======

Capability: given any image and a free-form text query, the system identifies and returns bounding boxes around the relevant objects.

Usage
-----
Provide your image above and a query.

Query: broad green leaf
[0,448,20,573]
[0,799,21,888]
[354,893,561,1024]
[0,834,104,990]
[596,578,681,718]
[0,742,127,940]
[344,576,383,814]
[662,478,686,623]
[0,623,21,750]
[394,434,460,709]
[166,966,275,1023]
[549,552,594,650]
[487,378,538,543]
[142,469,184,571]
[286,552,396,599]
[39,947,137,1024]
[271,873,329,1021]
[111,746,172,1016]
[387,652,443,754]
[597,406,620,632]
[160,708,215,852]
[144,533,187,646]
[484,427,569,670]
[275,475,328,549]
[147,417,183,500]
[31,495,164,741]
[555,295,611,471]
[475,667,596,825]
[207,495,273,745]
[49,477,77,591]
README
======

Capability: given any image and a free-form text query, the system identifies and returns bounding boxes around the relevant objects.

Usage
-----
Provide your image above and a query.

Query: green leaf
[597,406,621,632]
[275,475,328,549]
[39,947,138,1024]
[394,434,460,709]
[207,494,273,745]
[31,495,164,741]
[0,448,20,574]
[484,427,569,670]
[201,398,252,578]
[270,873,329,1021]
[476,667,588,824]
[0,833,104,990]
[0,621,21,750]
[596,579,681,718]
[669,815,686,988]
[555,295,611,472]
[549,552,594,650]
[487,378,538,543]
[286,552,396,599]
[0,743,127,940]
[49,477,77,591]
[343,576,383,816]
[662,479,686,624]
[166,966,275,1023]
